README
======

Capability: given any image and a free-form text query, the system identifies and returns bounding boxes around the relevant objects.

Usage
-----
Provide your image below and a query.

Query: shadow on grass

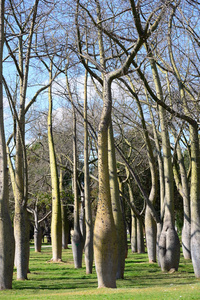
[12,248,197,292]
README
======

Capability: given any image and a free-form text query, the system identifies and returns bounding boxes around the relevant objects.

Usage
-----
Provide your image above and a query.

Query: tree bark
[48,64,62,261]
[137,217,145,254]
[108,122,126,279]
[148,53,180,271]
[93,76,118,288]
[0,1,15,288]
[190,125,200,277]
[84,67,93,274]
[71,105,83,268]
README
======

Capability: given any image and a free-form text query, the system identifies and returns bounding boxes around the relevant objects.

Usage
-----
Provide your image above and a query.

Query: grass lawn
[1,243,200,299]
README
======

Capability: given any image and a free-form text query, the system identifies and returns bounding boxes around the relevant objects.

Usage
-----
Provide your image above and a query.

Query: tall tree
[48,62,62,261]
[76,0,170,287]
[65,64,83,268]
[108,122,126,279]
[8,0,40,280]
[84,67,94,274]
[0,0,15,289]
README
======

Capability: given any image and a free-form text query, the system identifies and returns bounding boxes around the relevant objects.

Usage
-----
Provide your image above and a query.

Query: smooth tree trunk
[131,211,137,253]
[61,204,70,249]
[146,92,165,266]
[173,140,191,260]
[128,78,157,262]
[48,65,62,261]
[146,44,180,271]
[118,178,128,259]
[108,122,126,279]
[93,76,118,288]
[157,107,180,272]
[84,68,93,274]
[137,217,145,254]
[33,207,42,252]
[14,96,30,280]
[12,0,39,280]
[190,125,200,277]
[127,176,138,253]
[65,63,83,267]
[0,0,15,288]
[34,224,42,253]
[80,189,86,243]
[167,11,193,263]
[60,167,70,249]
[71,106,83,268]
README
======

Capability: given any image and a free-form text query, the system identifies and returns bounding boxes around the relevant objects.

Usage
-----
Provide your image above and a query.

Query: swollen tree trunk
[108,122,126,279]
[146,44,180,271]
[84,68,93,274]
[146,93,165,266]
[0,0,15,288]
[48,65,62,261]
[167,10,192,263]
[173,139,191,260]
[71,106,83,268]
[93,76,118,288]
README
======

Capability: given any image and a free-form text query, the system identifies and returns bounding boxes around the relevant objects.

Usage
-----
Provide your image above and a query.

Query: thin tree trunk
[127,77,157,262]
[137,217,145,253]
[0,0,15,288]
[48,63,62,261]
[60,168,70,249]
[84,67,93,274]
[71,105,83,268]
[128,182,137,253]
[61,204,70,249]
[80,189,86,243]
[33,208,42,253]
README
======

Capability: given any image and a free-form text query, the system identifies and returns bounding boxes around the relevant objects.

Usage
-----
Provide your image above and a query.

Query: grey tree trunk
[59,166,70,249]
[34,225,42,253]
[0,0,15,289]
[137,218,145,253]
[190,125,200,278]
[131,212,137,253]
[71,106,83,268]
[173,140,191,260]
[61,204,70,249]
[128,78,157,262]
[80,189,86,243]
[32,208,42,252]
[83,67,93,274]
[146,44,180,271]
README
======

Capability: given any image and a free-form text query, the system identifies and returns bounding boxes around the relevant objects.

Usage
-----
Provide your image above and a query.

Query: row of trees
[0,0,200,290]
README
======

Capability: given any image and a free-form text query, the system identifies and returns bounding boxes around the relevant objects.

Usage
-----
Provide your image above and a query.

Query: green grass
[1,245,200,299]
